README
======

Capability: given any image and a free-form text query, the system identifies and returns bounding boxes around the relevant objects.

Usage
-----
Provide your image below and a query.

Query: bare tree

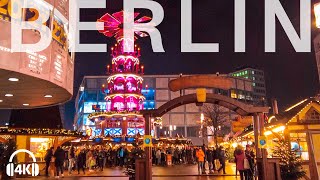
[201,104,231,147]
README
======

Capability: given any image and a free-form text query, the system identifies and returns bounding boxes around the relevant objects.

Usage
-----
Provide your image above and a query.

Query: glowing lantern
[315,3,320,28]
[196,88,206,102]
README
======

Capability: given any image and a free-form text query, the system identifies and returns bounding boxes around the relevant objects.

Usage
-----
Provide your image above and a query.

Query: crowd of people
[152,146,229,175]
[43,145,143,178]
[43,144,255,178]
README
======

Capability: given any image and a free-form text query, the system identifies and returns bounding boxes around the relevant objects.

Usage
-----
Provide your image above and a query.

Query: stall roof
[241,97,320,135]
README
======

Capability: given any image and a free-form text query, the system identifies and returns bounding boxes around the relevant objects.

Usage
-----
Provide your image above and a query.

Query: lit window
[231,90,237,99]
[253,77,255,80]
[290,133,309,160]
[245,71,248,74]
[253,83,256,86]
[252,71,255,74]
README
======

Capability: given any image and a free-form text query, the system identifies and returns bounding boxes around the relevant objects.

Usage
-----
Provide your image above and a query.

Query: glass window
[231,90,237,99]
[85,90,97,101]
[142,88,155,100]
[245,71,248,74]
[86,79,97,89]
[173,127,185,137]
[98,90,106,101]
[290,133,309,160]
[187,126,199,137]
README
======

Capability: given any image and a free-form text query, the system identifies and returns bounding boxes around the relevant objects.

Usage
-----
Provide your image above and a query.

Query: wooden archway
[140,93,269,180]
[141,93,269,117]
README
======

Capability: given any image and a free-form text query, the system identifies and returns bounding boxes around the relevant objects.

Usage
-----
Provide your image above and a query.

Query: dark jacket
[44,149,53,162]
[54,148,65,165]
[206,150,214,162]
[77,151,86,166]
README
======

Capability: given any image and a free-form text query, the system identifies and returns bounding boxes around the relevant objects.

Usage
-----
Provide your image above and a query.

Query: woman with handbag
[234,145,249,180]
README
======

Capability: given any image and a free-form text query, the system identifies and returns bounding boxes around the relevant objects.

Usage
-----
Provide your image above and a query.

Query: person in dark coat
[77,149,86,175]
[217,146,226,174]
[54,146,65,178]
[245,145,255,180]
[44,147,54,177]
[206,148,214,174]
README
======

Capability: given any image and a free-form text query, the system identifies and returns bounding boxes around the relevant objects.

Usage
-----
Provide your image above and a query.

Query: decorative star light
[98,11,152,39]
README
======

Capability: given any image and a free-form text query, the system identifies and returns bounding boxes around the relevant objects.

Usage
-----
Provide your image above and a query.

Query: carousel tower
[88,11,151,137]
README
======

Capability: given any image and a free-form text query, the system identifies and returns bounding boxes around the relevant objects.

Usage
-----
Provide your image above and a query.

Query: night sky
[63,0,320,129]
[2,0,320,129]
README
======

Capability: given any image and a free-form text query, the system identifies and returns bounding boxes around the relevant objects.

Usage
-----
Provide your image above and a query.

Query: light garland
[105,93,146,100]
[0,128,83,136]
[88,111,143,120]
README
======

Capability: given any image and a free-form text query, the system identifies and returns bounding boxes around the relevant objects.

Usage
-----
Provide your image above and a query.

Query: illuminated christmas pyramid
[88,11,151,138]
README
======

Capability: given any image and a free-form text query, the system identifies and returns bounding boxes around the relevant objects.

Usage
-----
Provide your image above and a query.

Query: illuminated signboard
[84,102,108,113]
[24,0,53,34]
[0,0,22,22]
[53,10,68,50]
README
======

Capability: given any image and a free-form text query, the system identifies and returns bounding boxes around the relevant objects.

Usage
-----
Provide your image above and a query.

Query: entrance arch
[140,92,269,180]
[142,93,269,117]
[139,75,271,180]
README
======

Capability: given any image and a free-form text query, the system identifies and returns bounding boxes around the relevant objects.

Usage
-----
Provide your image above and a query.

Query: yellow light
[315,3,320,28]
[272,126,285,132]
[285,99,308,112]
[264,131,272,136]
[232,142,238,148]
[268,116,276,123]
[196,88,206,103]
[30,138,49,143]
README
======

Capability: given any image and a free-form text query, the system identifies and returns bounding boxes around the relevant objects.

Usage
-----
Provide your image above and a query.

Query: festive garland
[0,128,83,136]
[88,110,142,119]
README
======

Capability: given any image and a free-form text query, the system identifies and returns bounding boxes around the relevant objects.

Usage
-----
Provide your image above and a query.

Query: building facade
[230,68,267,106]
[74,72,266,138]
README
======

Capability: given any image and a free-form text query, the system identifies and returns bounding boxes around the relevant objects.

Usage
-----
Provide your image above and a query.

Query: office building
[74,73,265,138]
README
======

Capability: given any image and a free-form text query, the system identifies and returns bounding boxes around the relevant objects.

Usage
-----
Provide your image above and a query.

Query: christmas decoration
[0,128,82,136]
[273,139,306,180]
[88,11,151,137]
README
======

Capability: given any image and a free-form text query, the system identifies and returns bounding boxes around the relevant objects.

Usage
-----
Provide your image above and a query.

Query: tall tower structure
[88,11,151,137]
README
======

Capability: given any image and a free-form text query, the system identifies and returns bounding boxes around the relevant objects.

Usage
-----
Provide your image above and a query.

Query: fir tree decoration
[273,139,306,180]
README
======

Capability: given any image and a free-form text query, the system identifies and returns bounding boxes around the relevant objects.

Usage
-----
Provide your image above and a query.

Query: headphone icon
[6,149,39,177]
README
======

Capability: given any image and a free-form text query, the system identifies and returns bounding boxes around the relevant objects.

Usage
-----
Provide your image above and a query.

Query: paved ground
[18,163,239,179]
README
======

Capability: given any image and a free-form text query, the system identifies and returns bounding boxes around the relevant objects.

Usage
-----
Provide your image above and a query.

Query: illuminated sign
[24,0,53,33]
[52,10,68,50]
[0,0,22,22]
[84,102,108,113]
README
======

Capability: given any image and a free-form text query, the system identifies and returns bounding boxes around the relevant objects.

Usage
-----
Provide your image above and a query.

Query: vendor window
[30,138,54,162]
[290,133,309,160]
